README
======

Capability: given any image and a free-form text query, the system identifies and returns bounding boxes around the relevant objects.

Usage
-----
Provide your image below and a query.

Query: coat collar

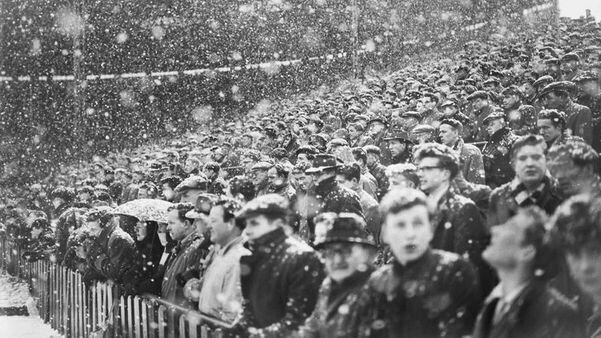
[315,176,337,195]
[247,227,286,250]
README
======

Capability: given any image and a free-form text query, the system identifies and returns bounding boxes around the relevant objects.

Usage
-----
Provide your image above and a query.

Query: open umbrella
[112,199,173,223]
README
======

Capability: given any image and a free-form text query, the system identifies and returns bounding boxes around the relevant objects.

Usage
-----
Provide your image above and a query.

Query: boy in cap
[234,194,325,336]
[299,213,377,338]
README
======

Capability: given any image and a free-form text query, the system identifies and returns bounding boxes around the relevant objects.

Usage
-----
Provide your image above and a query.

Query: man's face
[383,204,432,264]
[322,243,372,282]
[566,247,601,301]
[292,172,312,191]
[166,209,188,241]
[521,83,536,97]
[369,123,386,136]
[78,192,91,203]
[502,94,520,109]
[482,213,529,269]
[485,119,504,137]
[438,124,458,146]
[542,92,564,109]
[471,98,487,110]
[244,214,278,241]
[348,126,361,139]
[137,188,150,199]
[389,175,415,190]
[537,119,562,143]
[335,174,354,190]
[52,197,64,209]
[241,135,253,146]
[441,106,457,117]
[86,219,104,237]
[184,159,197,174]
[267,168,283,187]
[547,156,589,197]
[416,157,447,194]
[180,189,202,204]
[162,184,175,201]
[366,153,378,167]
[297,153,310,163]
[208,206,231,245]
[514,144,546,187]
[251,169,268,186]
[134,221,148,242]
[388,139,406,158]
[204,168,216,180]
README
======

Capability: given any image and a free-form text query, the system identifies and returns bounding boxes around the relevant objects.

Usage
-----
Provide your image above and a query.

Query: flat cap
[483,112,506,125]
[236,194,289,220]
[251,161,273,171]
[175,175,208,192]
[533,75,554,88]
[538,81,578,98]
[466,90,489,101]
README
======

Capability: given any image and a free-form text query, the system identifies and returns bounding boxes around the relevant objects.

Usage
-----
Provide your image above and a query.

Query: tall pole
[351,0,359,79]
[72,0,85,154]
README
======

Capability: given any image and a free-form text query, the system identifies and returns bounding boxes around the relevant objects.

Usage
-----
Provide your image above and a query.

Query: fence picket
[157,305,167,338]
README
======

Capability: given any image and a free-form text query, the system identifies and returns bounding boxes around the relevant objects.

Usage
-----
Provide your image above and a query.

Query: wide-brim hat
[315,213,376,249]
[305,154,342,174]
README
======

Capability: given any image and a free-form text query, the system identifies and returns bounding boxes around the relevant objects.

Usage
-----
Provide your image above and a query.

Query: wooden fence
[1,238,233,338]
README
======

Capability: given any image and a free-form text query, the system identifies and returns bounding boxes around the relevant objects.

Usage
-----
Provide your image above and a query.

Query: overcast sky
[558,0,601,19]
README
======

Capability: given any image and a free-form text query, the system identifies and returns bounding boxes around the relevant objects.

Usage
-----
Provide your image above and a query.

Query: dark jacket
[357,249,481,338]
[313,176,364,218]
[90,222,138,284]
[472,281,585,338]
[488,176,563,227]
[239,227,325,337]
[559,99,593,145]
[21,228,55,262]
[482,127,517,189]
[454,138,486,185]
[54,207,88,264]
[161,232,207,306]
[134,222,164,291]
[430,188,494,295]
[367,162,389,200]
[299,269,374,338]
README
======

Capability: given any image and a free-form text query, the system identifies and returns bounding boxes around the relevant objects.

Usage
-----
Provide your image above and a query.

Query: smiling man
[357,188,481,337]
[488,134,563,227]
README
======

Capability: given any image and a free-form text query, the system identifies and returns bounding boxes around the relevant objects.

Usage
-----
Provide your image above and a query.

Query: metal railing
[1,238,234,338]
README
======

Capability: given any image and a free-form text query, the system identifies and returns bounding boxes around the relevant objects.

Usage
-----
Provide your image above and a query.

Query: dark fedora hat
[305,154,342,174]
[315,213,375,249]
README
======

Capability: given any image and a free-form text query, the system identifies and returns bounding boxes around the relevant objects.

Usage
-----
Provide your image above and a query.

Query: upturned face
[383,204,432,265]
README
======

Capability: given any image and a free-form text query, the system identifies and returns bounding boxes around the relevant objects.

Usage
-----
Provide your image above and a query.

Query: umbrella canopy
[113,199,173,223]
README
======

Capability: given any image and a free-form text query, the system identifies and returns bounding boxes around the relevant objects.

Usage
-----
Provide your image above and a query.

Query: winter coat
[298,269,374,338]
[430,188,495,295]
[488,176,563,227]
[21,228,55,262]
[357,249,481,338]
[90,222,138,285]
[558,99,593,145]
[161,232,207,307]
[472,281,585,338]
[482,127,517,189]
[238,227,325,337]
[134,222,164,290]
[472,105,495,142]
[313,176,364,218]
[454,138,486,185]
[54,207,88,264]
[367,162,390,199]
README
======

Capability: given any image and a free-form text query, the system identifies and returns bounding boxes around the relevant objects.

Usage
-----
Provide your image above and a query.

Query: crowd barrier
[0,238,234,338]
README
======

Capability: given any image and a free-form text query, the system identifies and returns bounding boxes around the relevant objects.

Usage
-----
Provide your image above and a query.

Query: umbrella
[112,199,173,223]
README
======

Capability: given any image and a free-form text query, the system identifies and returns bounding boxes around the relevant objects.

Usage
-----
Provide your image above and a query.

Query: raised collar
[248,227,286,249]
[315,176,337,195]
[488,280,532,304]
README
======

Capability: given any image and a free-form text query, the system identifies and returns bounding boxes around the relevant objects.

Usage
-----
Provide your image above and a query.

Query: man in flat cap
[234,194,325,336]
[298,213,377,337]
[250,161,273,197]
[560,52,581,81]
[481,112,518,188]
[540,81,593,144]
[467,90,495,142]
[175,175,208,204]
[384,128,413,165]
[439,118,485,185]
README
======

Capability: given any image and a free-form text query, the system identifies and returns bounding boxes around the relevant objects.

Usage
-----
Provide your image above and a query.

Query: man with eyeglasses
[414,142,493,296]
[298,213,377,338]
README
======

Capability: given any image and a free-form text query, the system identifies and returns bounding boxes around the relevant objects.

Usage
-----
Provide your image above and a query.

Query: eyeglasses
[416,165,442,173]
[321,246,353,258]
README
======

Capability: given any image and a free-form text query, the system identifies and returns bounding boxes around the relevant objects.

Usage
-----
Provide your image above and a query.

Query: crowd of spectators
[1,9,601,338]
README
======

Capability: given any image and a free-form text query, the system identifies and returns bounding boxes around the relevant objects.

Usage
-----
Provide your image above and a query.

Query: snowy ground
[0,271,60,337]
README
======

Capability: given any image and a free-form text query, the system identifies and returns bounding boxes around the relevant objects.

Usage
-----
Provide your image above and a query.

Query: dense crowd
[2,13,601,338]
